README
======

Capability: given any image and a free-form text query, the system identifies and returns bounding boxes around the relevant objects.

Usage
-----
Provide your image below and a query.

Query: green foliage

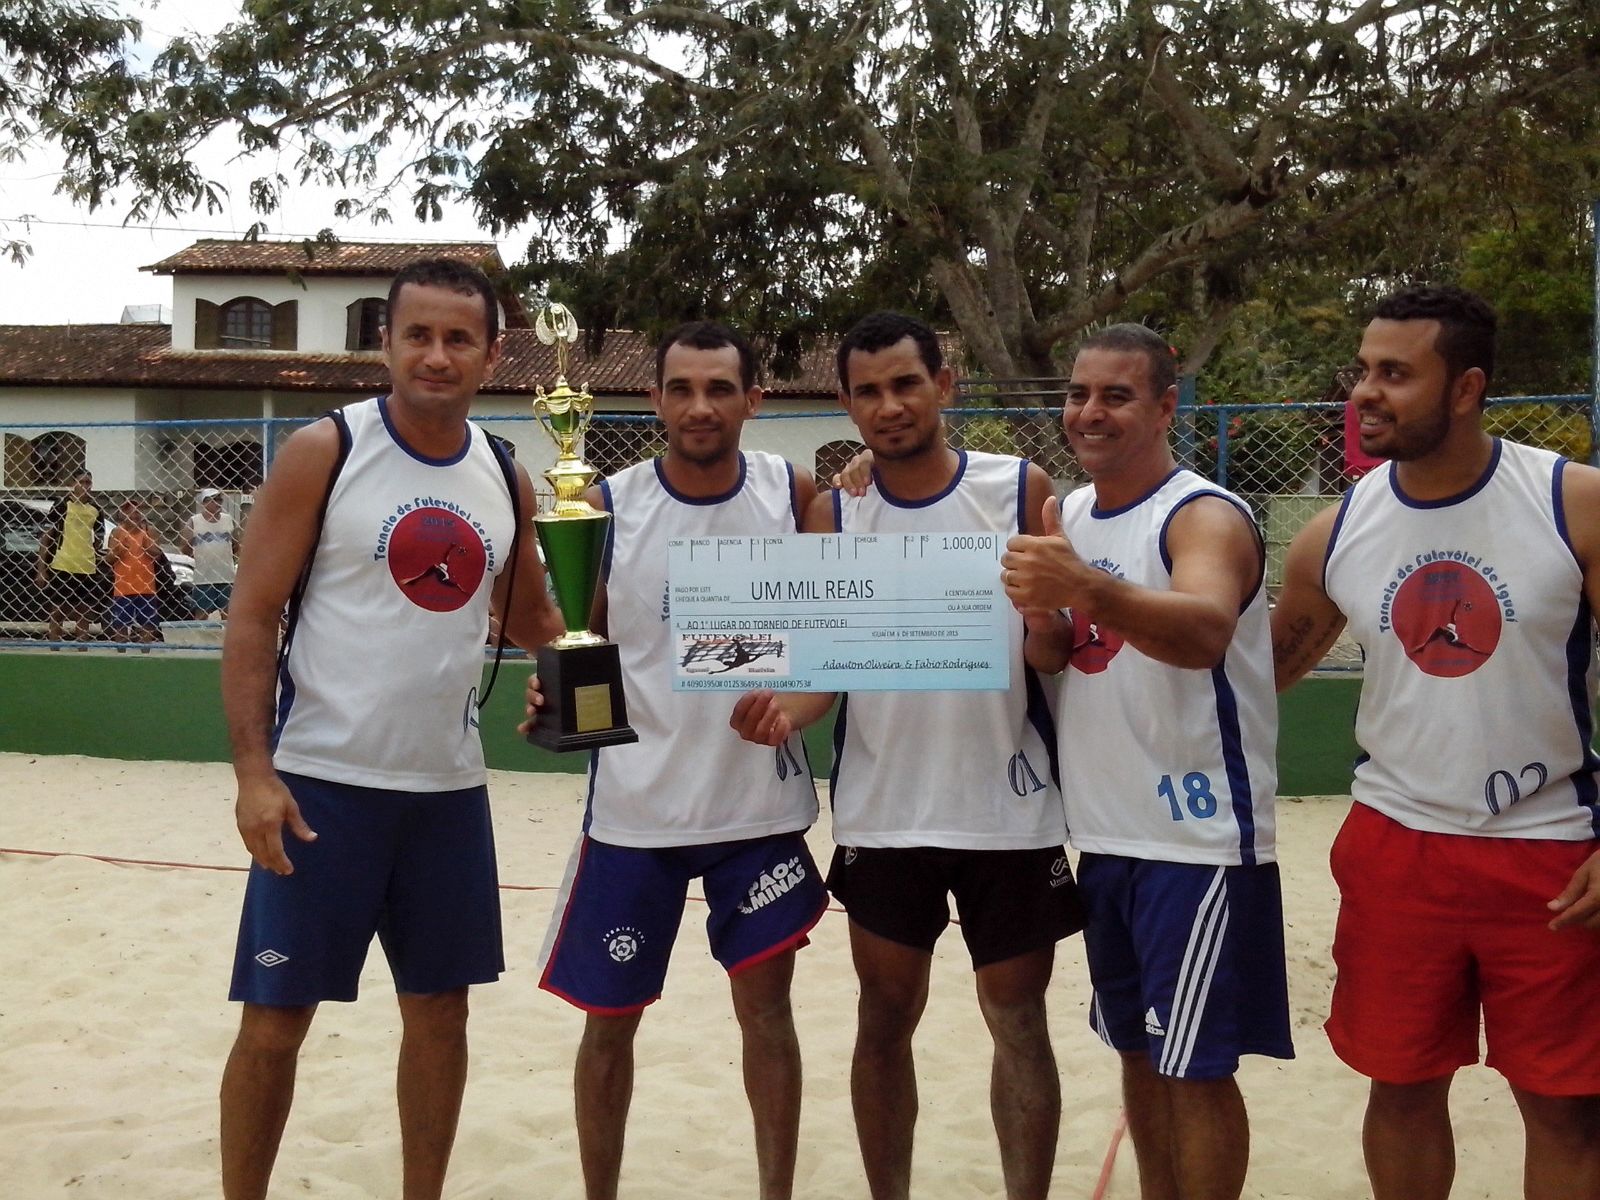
[1197,298,1364,408]
[24,0,1600,381]
[1461,216,1595,396]
[1225,409,1320,494]
[1189,405,1322,495]
[1484,403,1593,463]
[0,0,138,262]
[949,415,1019,457]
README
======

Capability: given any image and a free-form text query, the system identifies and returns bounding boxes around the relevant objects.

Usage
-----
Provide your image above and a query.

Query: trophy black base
[527,641,638,753]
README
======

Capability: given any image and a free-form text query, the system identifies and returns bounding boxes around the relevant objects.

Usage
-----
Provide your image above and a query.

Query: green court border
[0,653,1393,795]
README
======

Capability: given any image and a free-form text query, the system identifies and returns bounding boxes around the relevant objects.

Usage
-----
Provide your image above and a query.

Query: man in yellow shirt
[36,471,105,647]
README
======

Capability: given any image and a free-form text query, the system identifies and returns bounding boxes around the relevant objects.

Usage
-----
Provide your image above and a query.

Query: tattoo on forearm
[1273,613,1339,678]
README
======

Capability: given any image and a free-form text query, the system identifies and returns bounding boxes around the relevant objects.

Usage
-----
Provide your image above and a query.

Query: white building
[0,239,857,507]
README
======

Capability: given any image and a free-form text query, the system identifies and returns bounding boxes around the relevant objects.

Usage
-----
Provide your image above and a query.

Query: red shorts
[1326,802,1600,1096]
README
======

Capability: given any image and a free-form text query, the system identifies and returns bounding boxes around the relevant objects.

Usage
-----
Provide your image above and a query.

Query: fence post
[1591,196,1599,467]
[1175,373,1197,469]
[1214,404,1231,489]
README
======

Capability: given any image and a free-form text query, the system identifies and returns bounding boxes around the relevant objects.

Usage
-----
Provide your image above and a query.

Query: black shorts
[827,844,1084,969]
[45,569,100,611]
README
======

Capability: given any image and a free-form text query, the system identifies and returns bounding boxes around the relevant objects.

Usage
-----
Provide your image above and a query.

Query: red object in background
[1344,400,1383,478]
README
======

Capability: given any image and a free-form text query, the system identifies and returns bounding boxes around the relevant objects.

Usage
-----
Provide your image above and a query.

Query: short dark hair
[1075,324,1178,396]
[386,257,500,343]
[1371,285,1496,390]
[836,311,943,391]
[655,321,758,391]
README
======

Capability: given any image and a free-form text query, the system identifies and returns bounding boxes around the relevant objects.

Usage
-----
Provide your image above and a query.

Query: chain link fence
[1,389,1591,650]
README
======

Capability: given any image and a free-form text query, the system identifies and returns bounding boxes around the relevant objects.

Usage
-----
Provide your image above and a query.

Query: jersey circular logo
[605,930,641,963]
[386,507,487,612]
[1389,561,1501,678]
[1068,611,1124,674]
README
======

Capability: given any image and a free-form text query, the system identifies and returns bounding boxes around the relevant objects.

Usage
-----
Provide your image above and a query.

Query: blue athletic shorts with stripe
[1078,854,1293,1079]
[537,832,828,1014]
[229,772,504,1005]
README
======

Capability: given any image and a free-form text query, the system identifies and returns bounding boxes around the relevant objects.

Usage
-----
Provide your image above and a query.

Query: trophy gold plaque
[526,303,637,752]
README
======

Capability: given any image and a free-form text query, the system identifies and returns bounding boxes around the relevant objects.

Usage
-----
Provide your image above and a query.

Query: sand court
[1,753,1526,1198]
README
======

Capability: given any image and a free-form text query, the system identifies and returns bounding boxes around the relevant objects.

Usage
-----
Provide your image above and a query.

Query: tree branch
[1248,0,1435,180]
[1133,3,1248,195]
[1041,48,1598,353]
[264,24,724,137]
[1180,295,1239,375]
[1001,0,1074,237]
[1040,195,1264,345]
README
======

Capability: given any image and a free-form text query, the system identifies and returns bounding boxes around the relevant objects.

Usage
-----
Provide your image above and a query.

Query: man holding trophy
[524,320,829,1200]
[219,257,564,1200]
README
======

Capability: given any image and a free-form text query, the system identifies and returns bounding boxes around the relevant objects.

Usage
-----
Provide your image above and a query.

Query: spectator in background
[106,498,162,650]
[36,470,105,648]
[184,487,238,620]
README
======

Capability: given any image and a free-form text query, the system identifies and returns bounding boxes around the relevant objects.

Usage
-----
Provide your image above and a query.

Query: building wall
[1,383,858,498]
[0,389,140,489]
[169,275,506,353]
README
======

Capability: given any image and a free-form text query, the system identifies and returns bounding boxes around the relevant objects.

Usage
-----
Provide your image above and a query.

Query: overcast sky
[0,0,520,325]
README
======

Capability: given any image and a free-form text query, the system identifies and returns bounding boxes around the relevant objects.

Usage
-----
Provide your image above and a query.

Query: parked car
[0,498,55,623]
[0,497,195,627]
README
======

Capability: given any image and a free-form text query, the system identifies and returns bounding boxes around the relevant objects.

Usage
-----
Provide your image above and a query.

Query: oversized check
[668,533,1009,692]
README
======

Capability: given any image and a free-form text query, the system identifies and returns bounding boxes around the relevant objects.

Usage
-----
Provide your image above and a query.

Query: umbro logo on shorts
[254,949,289,968]
[737,857,807,915]
[604,927,643,963]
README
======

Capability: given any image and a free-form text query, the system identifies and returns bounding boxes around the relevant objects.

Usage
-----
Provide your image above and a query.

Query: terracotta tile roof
[142,239,505,277]
[0,325,840,397]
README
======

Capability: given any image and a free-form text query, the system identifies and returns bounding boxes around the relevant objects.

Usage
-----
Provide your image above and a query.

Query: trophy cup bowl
[525,306,638,752]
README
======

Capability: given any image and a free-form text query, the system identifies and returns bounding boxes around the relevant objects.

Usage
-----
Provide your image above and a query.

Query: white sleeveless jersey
[189,512,236,584]
[829,451,1065,849]
[586,452,819,847]
[1324,439,1600,839]
[1055,470,1278,865]
[273,397,516,791]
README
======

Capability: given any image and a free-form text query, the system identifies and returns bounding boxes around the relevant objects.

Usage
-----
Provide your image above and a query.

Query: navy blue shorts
[109,594,158,628]
[229,772,504,1005]
[1079,854,1293,1079]
[537,832,828,1014]
[192,582,233,614]
[827,844,1084,969]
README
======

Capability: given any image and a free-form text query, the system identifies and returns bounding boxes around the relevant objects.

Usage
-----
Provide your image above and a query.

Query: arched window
[219,298,273,348]
[195,298,297,350]
[345,297,387,351]
[30,430,88,486]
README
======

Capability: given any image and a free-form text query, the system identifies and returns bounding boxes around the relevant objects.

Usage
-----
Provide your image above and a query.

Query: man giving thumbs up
[1001,323,1291,1200]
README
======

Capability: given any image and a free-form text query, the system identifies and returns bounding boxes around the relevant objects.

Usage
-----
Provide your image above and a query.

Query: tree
[0,0,138,263]
[50,0,1600,376]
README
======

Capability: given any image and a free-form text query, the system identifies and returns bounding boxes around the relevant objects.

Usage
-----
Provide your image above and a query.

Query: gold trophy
[525,302,637,752]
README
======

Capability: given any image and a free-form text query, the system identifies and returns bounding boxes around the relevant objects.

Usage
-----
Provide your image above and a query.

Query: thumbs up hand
[1039,494,1062,536]
[1002,495,1094,614]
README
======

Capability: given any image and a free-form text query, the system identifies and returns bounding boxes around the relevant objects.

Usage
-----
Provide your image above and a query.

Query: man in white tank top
[1002,324,1290,1200]
[218,259,563,1200]
[525,323,827,1200]
[733,312,1082,1200]
[182,488,236,619]
[1274,286,1600,1200]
